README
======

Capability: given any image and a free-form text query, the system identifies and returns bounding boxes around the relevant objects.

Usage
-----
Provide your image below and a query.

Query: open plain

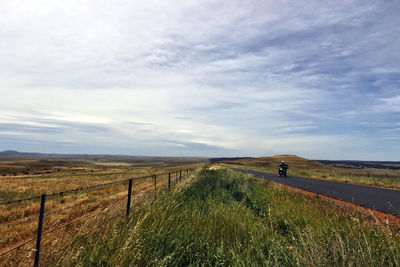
[0,152,204,266]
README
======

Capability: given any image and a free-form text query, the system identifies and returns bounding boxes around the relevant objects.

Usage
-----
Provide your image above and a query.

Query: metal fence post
[126,179,133,218]
[154,175,157,200]
[168,173,171,191]
[180,171,182,181]
[33,194,46,267]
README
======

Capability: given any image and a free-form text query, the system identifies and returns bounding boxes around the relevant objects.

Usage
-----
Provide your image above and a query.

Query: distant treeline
[317,160,400,170]
[209,157,251,163]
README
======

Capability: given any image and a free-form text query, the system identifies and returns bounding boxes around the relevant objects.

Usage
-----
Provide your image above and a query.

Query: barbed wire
[44,203,125,260]
[0,168,195,259]
[0,178,170,230]
[0,196,127,257]
[43,192,127,218]
[0,236,36,257]
[0,168,193,206]
[0,189,126,230]
[0,171,128,181]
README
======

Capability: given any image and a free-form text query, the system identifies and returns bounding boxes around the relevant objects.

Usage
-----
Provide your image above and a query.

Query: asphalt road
[233,168,400,217]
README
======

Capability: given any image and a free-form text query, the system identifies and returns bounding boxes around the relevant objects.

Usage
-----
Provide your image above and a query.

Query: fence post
[168,173,171,191]
[154,175,157,200]
[180,171,182,181]
[33,194,46,267]
[126,179,133,218]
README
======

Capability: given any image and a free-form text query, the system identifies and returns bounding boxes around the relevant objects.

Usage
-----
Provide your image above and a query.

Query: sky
[0,0,399,160]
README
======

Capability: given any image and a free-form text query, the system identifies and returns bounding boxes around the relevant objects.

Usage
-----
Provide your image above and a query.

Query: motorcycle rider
[278,161,289,176]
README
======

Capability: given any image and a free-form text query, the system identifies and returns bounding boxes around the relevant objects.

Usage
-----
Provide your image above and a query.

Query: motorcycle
[278,167,287,177]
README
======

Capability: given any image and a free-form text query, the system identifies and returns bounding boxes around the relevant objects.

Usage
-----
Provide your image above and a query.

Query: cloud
[376,95,400,113]
[0,0,399,159]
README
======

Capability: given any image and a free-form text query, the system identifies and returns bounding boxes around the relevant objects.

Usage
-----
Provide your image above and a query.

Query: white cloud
[0,0,399,159]
[376,95,400,113]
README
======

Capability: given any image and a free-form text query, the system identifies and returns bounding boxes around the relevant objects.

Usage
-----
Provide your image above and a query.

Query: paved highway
[233,168,400,217]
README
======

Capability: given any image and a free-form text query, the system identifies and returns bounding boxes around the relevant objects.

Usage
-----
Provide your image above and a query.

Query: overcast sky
[1,1,399,160]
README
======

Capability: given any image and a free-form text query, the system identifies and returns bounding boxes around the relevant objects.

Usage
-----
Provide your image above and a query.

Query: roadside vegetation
[221,155,400,189]
[59,167,400,266]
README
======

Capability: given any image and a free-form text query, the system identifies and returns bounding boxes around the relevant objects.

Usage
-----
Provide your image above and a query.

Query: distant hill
[316,160,400,170]
[209,157,251,163]
[219,155,400,172]
[0,150,209,164]
[0,150,64,157]
[219,155,328,170]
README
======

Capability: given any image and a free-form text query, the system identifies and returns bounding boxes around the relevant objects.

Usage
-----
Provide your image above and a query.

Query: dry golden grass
[0,163,197,266]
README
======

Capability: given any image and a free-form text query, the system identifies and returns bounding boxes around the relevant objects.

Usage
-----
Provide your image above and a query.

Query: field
[2,154,400,266]
[219,155,400,189]
[0,150,208,178]
[0,155,204,266]
[56,167,400,266]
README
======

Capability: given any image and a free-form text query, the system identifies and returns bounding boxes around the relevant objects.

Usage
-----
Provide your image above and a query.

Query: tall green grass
[60,168,400,266]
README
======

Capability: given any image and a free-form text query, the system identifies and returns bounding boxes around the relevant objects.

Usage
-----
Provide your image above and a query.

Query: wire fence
[0,168,195,266]
[0,169,189,206]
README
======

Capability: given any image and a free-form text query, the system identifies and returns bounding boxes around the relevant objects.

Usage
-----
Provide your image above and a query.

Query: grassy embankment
[59,167,400,266]
[221,155,400,189]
